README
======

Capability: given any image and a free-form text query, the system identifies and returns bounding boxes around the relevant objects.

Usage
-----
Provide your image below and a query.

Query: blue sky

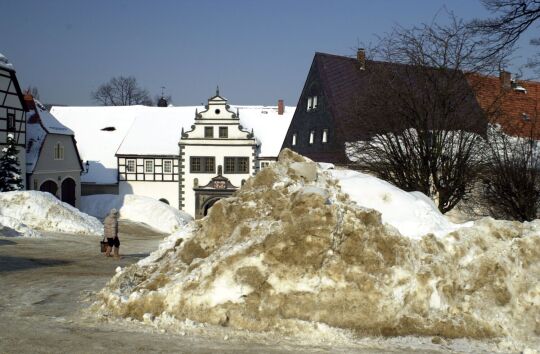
[1,0,537,106]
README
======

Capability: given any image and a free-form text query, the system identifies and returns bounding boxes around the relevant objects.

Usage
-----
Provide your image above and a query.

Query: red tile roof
[467,74,540,139]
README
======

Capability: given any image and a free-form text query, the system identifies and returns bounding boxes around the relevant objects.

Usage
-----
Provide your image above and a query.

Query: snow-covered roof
[51,104,295,184]
[0,52,14,71]
[26,100,76,173]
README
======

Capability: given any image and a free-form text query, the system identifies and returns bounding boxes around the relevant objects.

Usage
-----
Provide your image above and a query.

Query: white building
[51,91,294,217]
[0,53,26,182]
[25,95,83,207]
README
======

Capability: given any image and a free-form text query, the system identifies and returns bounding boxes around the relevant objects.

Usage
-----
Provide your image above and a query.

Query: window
[54,143,64,160]
[306,96,318,111]
[144,160,154,173]
[126,159,135,173]
[309,131,315,145]
[204,126,214,138]
[219,126,228,138]
[7,113,15,131]
[260,162,271,168]
[292,133,297,146]
[322,129,328,143]
[190,157,215,173]
[163,160,173,174]
[224,157,249,174]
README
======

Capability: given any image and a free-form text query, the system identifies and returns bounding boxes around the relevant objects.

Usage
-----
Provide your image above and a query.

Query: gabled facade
[179,91,257,217]
[25,95,83,207]
[52,92,295,218]
[282,51,491,165]
[0,53,27,182]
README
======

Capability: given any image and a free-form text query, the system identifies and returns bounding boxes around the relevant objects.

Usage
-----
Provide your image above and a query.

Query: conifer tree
[0,134,24,192]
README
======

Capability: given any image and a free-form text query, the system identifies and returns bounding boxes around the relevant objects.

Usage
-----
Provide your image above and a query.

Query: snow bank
[80,194,192,234]
[328,169,469,238]
[0,191,102,235]
[0,215,42,238]
[94,150,540,350]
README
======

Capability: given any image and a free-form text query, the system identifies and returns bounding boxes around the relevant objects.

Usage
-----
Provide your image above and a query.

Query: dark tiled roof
[313,52,497,141]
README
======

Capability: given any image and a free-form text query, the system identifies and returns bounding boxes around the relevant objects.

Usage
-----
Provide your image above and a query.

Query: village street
[0,223,454,354]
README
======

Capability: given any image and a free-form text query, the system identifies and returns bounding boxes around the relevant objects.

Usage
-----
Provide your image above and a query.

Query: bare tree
[92,76,153,106]
[347,14,503,213]
[481,124,540,221]
[472,0,540,76]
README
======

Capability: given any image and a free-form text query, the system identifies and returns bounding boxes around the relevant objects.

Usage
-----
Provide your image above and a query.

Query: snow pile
[328,169,469,238]
[0,191,102,235]
[94,150,540,349]
[0,215,42,238]
[80,194,192,234]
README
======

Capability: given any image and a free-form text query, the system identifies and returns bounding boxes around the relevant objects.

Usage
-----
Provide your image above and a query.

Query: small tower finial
[237,107,239,117]
[216,85,220,96]
[161,86,165,97]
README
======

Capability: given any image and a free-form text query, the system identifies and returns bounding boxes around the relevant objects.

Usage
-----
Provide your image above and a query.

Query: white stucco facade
[119,180,179,208]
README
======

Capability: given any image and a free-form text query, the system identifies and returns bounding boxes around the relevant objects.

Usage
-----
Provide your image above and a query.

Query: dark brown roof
[314,52,486,141]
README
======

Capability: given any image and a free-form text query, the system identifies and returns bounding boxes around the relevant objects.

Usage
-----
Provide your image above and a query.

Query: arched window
[54,142,64,160]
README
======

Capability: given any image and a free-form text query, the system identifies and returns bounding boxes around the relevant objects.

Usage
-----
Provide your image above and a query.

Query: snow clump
[80,194,192,234]
[94,149,540,350]
[0,191,102,235]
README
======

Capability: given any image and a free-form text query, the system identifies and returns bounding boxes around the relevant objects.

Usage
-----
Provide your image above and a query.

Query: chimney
[500,70,511,90]
[23,93,36,110]
[357,48,365,70]
[278,99,284,115]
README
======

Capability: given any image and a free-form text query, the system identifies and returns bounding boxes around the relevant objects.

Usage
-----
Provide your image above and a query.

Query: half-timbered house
[0,53,27,182]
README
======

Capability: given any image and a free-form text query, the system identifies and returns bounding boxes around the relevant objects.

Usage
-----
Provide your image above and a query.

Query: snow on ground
[327,168,470,239]
[94,149,539,352]
[0,191,102,236]
[80,194,192,234]
[0,214,42,238]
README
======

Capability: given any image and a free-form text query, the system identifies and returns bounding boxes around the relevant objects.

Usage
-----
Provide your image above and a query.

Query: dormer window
[204,126,214,138]
[307,96,318,111]
[292,133,297,146]
[309,131,315,145]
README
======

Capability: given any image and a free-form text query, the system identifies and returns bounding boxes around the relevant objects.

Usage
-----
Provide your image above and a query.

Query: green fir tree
[0,134,24,191]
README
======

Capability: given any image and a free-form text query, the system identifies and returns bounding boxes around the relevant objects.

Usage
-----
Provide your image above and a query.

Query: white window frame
[126,159,136,173]
[163,159,173,174]
[313,96,318,109]
[307,97,313,111]
[144,160,154,173]
[309,131,315,145]
[54,142,64,160]
[322,129,328,143]
[292,133,297,146]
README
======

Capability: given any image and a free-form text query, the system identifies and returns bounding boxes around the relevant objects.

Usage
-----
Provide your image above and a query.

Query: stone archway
[40,180,58,197]
[61,178,76,206]
[202,197,221,217]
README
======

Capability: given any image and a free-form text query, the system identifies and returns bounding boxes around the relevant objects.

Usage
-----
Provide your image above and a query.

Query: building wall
[119,181,179,209]
[181,144,254,217]
[28,172,81,207]
[281,59,348,164]
[0,67,27,181]
[30,134,82,207]
[81,183,118,196]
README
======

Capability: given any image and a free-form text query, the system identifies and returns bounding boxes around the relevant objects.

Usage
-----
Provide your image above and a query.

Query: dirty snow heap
[96,149,539,348]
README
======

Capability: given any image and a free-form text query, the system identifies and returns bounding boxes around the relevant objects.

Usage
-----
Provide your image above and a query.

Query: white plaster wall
[182,144,254,216]
[119,181,179,209]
